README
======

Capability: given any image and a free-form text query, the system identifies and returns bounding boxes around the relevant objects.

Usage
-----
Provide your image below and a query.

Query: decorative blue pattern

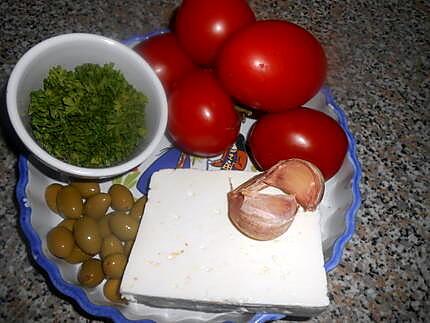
[137,147,190,195]
[15,33,361,323]
[248,313,287,323]
[121,29,169,47]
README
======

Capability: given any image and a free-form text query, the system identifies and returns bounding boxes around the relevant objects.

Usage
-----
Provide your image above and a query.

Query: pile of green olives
[45,181,147,303]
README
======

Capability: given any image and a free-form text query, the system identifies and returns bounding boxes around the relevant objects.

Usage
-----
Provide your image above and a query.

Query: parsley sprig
[29,63,148,168]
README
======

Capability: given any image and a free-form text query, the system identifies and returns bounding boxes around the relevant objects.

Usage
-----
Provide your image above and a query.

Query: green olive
[58,219,76,232]
[109,212,139,241]
[45,183,63,213]
[123,240,134,257]
[129,196,147,222]
[103,279,124,303]
[109,184,134,211]
[47,226,75,258]
[71,182,101,198]
[98,215,112,238]
[84,193,111,220]
[101,235,124,259]
[78,258,104,288]
[103,253,127,279]
[64,245,91,264]
[74,217,102,255]
[56,185,83,219]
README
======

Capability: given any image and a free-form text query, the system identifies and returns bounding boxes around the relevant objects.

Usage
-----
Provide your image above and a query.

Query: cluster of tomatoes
[134,0,348,180]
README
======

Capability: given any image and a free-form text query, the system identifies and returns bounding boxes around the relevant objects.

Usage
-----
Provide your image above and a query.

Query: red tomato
[168,69,241,157]
[247,108,348,180]
[174,0,256,66]
[134,32,195,94]
[217,20,327,112]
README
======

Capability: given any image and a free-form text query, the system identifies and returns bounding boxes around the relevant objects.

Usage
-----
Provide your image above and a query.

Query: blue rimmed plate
[16,33,361,323]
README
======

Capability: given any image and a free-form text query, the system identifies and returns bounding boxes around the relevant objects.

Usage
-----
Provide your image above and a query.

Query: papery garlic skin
[263,159,325,211]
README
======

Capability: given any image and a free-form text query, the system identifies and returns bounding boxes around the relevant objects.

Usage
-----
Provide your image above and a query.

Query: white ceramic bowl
[7,33,168,179]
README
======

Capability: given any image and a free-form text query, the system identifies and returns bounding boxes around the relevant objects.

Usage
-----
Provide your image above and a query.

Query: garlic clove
[263,159,325,211]
[228,190,298,241]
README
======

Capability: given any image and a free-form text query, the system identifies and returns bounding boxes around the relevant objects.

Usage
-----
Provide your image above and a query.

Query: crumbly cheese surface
[121,169,329,308]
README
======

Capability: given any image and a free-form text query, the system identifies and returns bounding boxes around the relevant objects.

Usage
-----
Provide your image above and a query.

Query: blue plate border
[322,87,362,272]
[16,34,361,323]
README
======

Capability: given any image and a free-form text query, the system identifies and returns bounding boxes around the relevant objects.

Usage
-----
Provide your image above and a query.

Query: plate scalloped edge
[321,87,362,272]
[15,33,361,323]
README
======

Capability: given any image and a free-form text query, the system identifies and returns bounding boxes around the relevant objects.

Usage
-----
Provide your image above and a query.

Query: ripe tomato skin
[134,32,196,94]
[174,0,256,66]
[217,20,327,112]
[247,108,348,180]
[168,69,241,157]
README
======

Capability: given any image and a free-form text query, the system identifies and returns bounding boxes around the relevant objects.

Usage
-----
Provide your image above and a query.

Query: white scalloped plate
[16,33,361,323]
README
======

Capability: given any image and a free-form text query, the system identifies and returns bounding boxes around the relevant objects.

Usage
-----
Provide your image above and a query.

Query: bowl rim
[15,33,362,323]
[6,32,168,178]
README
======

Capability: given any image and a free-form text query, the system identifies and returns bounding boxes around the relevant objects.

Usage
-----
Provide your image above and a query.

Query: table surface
[1,0,428,322]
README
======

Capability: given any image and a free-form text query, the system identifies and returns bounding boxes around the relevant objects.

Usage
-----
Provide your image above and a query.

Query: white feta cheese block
[121,169,329,316]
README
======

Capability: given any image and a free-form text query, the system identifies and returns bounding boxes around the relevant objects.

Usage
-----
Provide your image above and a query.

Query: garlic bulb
[227,159,325,241]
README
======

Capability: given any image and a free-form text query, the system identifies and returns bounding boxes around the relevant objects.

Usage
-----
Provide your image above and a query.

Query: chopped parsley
[29,63,148,168]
